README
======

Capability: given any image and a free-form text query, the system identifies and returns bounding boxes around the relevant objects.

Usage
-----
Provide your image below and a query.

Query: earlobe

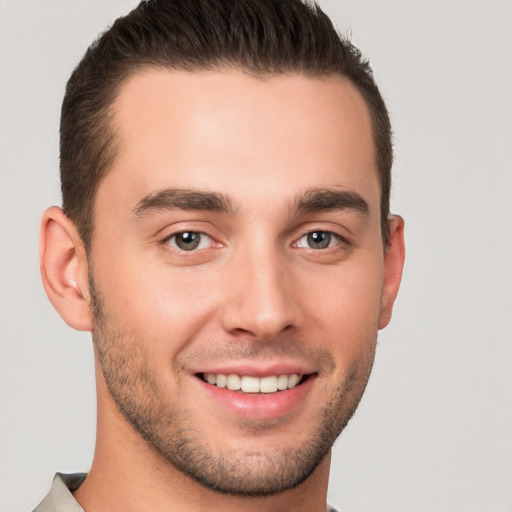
[378,215,405,329]
[39,206,93,331]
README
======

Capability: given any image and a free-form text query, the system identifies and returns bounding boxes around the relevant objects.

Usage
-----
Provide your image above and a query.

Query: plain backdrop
[1,1,511,511]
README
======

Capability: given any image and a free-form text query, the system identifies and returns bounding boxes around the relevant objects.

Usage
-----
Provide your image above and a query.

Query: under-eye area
[198,373,312,394]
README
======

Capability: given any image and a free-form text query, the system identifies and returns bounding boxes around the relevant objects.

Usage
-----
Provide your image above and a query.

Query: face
[88,69,395,495]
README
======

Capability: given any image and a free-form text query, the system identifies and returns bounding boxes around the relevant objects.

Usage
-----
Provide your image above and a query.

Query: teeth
[288,374,300,388]
[241,376,260,393]
[226,374,241,391]
[277,374,288,390]
[260,376,278,393]
[216,374,227,388]
[202,373,303,393]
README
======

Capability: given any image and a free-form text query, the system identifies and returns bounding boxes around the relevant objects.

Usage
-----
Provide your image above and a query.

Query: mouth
[198,372,311,394]
[193,369,317,419]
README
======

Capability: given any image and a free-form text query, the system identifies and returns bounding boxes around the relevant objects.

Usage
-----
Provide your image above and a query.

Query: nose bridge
[220,241,298,340]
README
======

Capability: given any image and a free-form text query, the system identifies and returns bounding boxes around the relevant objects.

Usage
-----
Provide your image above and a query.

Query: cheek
[300,257,384,355]
[92,248,222,358]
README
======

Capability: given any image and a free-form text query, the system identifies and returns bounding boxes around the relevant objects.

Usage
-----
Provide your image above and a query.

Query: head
[41,0,404,501]
[60,0,392,252]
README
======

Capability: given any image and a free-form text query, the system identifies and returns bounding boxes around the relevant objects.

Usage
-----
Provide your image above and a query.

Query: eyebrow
[131,186,369,220]
[293,188,369,215]
[132,188,234,219]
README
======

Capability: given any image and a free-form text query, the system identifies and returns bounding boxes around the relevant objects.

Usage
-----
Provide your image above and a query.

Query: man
[35,0,405,511]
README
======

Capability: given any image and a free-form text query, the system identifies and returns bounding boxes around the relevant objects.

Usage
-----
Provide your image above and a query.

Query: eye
[165,231,213,251]
[296,231,341,250]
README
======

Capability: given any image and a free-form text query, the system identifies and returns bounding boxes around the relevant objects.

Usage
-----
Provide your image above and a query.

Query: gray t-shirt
[33,473,341,512]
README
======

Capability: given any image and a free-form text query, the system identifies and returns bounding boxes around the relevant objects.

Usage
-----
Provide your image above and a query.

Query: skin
[40,69,405,512]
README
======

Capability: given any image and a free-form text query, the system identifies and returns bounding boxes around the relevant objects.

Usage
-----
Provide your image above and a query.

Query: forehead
[101,69,378,213]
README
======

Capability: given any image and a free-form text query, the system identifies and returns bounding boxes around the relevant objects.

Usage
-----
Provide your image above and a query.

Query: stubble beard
[89,276,376,496]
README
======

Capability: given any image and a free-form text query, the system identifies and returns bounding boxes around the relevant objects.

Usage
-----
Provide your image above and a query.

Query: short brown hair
[60,0,392,249]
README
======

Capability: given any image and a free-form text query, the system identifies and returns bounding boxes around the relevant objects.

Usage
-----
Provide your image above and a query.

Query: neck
[73,367,331,512]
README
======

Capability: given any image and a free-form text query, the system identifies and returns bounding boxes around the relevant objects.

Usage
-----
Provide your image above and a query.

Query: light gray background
[1,1,511,511]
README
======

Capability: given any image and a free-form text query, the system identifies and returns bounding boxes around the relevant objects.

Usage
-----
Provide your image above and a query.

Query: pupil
[308,231,330,249]
[177,232,200,250]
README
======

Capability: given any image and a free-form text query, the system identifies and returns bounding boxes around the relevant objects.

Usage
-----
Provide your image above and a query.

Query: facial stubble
[89,274,376,496]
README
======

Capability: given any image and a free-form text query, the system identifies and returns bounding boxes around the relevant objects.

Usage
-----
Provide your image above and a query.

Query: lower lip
[194,375,316,420]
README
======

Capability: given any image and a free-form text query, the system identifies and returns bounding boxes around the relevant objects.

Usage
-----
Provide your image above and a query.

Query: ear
[40,206,93,331]
[378,215,405,329]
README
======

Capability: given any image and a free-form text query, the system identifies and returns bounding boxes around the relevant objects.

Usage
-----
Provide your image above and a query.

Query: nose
[220,247,301,341]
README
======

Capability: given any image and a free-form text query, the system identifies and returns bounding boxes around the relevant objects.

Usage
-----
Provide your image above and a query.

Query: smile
[200,373,307,394]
